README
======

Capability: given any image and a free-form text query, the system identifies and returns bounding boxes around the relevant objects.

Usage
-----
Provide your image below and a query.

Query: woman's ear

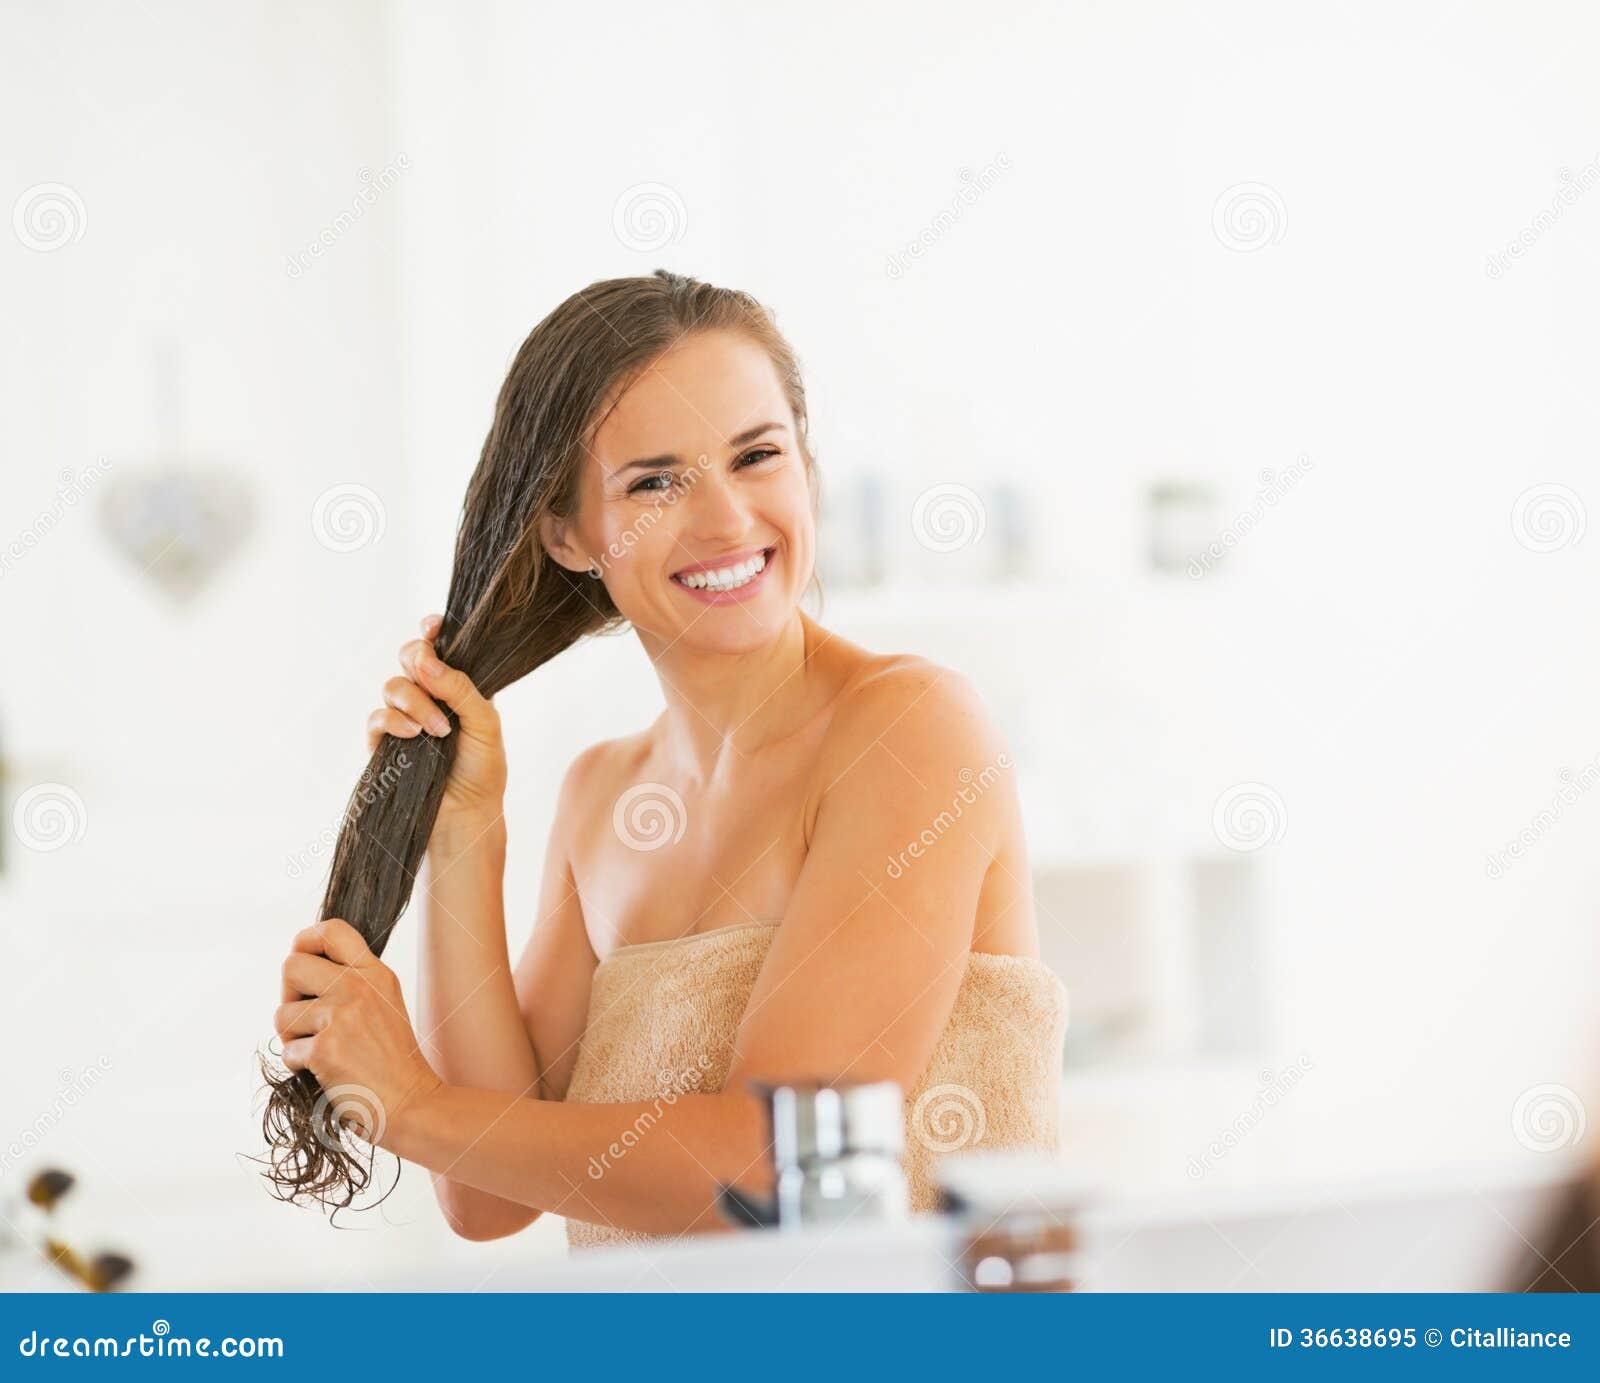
[537,510,591,575]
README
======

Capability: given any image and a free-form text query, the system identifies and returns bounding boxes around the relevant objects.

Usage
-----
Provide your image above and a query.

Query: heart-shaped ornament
[97,465,255,603]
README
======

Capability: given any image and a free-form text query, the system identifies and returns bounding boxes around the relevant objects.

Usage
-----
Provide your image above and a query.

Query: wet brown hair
[257,269,818,1210]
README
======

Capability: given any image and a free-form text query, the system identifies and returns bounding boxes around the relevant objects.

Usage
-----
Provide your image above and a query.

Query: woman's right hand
[367,614,508,827]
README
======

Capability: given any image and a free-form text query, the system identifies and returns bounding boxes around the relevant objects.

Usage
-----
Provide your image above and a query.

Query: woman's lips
[670,545,776,605]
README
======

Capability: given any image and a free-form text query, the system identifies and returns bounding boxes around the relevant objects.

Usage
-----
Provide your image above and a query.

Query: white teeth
[677,550,768,591]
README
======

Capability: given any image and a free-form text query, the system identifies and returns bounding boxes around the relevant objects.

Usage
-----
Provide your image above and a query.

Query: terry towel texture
[561,919,1069,1251]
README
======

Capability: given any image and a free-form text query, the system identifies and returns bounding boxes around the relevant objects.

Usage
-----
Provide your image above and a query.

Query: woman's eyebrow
[614,420,786,475]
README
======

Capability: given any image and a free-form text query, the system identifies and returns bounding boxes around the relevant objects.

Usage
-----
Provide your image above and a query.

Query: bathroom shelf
[1031,850,1267,1071]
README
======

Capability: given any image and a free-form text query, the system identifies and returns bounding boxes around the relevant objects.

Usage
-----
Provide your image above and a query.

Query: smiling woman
[259,269,1068,1244]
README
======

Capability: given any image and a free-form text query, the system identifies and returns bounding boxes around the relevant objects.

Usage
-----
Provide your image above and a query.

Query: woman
[268,270,1068,1250]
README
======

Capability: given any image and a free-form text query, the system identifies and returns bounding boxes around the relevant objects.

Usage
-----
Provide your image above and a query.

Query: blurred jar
[937,1150,1095,1293]
[1147,479,1220,576]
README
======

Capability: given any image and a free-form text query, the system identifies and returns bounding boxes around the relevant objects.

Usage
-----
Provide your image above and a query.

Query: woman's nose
[686,468,752,539]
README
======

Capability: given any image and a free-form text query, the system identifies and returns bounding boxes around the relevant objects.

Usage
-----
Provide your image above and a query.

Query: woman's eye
[628,469,677,495]
[628,449,777,495]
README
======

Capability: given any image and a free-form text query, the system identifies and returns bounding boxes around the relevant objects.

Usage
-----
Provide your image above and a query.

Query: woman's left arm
[286,663,1014,1237]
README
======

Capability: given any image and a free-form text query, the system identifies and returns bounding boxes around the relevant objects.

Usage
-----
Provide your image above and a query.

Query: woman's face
[545,328,816,654]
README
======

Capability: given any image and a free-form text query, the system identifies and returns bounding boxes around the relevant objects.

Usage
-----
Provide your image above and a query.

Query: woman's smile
[669,543,777,605]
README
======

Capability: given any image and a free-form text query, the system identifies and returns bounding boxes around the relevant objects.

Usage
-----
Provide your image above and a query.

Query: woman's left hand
[275,917,443,1147]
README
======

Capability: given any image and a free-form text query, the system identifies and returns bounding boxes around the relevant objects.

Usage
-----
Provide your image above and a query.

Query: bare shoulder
[549,728,655,844]
[805,649,1011,843]
[826,651,1003,766]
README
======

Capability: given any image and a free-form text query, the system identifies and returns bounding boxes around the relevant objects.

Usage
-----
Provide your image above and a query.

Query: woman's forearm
[383,1082,773,1237]
[416,812,544,1235]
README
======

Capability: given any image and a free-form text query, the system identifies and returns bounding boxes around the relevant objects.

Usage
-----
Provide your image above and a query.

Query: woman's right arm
[370,616,598,1241]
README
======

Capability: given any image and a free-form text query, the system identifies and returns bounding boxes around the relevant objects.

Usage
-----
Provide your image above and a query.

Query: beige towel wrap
[560,919,1069,1251]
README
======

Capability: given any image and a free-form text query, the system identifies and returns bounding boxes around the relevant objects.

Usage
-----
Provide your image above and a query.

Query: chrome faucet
[717,1079,909,1230]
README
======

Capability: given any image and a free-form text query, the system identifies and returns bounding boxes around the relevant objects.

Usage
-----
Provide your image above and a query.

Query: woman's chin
[656,592,796,653]
[678,612,792,654]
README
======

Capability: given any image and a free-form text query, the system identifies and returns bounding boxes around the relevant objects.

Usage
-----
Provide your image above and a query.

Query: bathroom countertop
[383,1154,1584,1293]
[406,1217,963,1293]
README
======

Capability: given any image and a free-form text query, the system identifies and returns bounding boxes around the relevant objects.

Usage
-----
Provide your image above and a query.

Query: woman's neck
[641,609,834,780]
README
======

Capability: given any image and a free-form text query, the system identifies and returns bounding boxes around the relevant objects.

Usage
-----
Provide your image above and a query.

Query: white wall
[391,0,1600,1173]
[0,0,511,1290]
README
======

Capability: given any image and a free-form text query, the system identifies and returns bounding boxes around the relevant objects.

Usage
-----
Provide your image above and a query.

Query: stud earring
[586,561,603,579]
